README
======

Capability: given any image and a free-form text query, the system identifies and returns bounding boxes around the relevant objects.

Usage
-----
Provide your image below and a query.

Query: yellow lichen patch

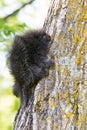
[73,33,82,43]
[55,63,59,69]
[75,92,78,97]
[74,85,80,91]
[75,54,83,66]
[83,16,87,22]
[53,122,58,130]
[84,5,87,11]
[49,118,53,123]
[61,69,68,78]
[49,101,57,108]
[66,112,72,118]
[68,27,74,32]
[34,101,42,112]
[58,93,63,99]
[81,43,87,53]
[79,26,84,35]
[37,93,41,102]
[84,42,87,49]
[49,98,56,108]
[69,0,73,9]
[66,80,70,85]
[64,92,69,97]
[63,69,67,76]
[74,105,78,109]
[77,21,81,27]
[74,91,79,100]
[84,81,87,86]
[55,94,59,99]
[66,14,71,20]
[74,75,79,87]
[83,30,87,37]
[78,119,81,125]
[61,45,65,51]
[66,98,71,103]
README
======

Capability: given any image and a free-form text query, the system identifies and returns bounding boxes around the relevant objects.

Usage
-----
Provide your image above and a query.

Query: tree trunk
[13,0,87,129]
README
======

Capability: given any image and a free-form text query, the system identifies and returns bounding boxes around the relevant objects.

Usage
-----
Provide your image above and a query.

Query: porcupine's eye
[42,34,51,42]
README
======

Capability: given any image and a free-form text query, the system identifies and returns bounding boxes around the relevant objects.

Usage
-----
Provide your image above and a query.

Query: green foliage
[0,88,20,130]
[0,0,29,130]
[15,0,29,4]
[0,0,6,7]
[0,19,26,42]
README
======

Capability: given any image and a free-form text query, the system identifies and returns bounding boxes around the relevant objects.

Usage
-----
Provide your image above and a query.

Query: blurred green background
[0,0,49,129]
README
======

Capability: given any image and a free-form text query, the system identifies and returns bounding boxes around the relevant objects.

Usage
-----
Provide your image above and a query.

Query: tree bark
[13,0,87,130]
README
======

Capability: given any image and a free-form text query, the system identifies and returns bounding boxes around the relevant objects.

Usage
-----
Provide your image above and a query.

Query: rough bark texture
[13,0,87,130]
